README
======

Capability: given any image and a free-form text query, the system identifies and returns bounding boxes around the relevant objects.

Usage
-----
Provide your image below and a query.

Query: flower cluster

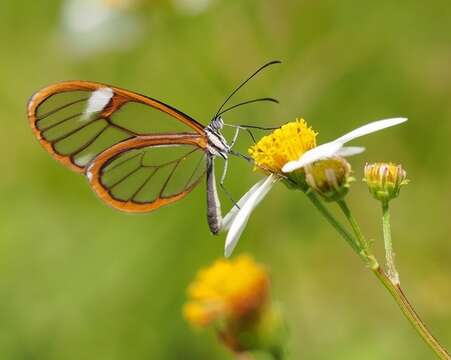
[221,117,407,256]
[185,113,446,358]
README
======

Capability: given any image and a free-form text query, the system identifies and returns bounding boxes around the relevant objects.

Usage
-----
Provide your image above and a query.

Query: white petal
[282,117,407,173]
[335,146,366,157]
[282,142,343,173]
[334,117,407,144]
[224,175,276,257]
[221,177,269,231]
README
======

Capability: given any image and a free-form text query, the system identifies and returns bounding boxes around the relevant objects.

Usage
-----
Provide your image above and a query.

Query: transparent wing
[87,135,207,212]
[28,81,206,172]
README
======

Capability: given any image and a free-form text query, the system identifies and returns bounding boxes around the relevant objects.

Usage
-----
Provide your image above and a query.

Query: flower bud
[363,162,408,202]
[304,157,353,201]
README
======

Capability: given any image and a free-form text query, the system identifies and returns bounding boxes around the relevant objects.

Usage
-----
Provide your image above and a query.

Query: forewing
[87,135,207,212]
[28,81,206,172]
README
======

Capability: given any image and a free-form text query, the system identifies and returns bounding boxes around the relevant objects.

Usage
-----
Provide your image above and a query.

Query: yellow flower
[249,118,317,174]
[183,255,269,328]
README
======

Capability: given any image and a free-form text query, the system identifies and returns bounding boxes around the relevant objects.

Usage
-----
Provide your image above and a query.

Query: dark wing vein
[96,144,206,206]
[50,118,103,143]
[130,168,159,202]
[71,124,110,156]
[103,152,144,173]
[184,152,206,188]
[142,148,199,168]
[30,83,207,175]
[159,159,182,197]
[106,119,139,137]
[109,165,143,190]
[40,112,84,132]
[37,98,89,121]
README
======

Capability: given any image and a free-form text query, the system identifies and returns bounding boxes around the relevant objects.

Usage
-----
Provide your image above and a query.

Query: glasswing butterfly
[27,61,280,234]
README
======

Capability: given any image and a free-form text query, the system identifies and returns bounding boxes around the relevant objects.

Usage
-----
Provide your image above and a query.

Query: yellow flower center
[183,255,269,327]
[363,162,408,202]
[304,157,352,201]
[306,158,350,189]
[248,118,317,174]
[364,163,406,185]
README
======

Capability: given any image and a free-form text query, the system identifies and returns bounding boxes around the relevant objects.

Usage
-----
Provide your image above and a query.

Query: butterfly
[27,61,280,234]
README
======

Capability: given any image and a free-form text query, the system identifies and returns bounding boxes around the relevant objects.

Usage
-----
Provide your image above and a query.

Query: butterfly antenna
[214,60,281,118]
[217,97,279,117]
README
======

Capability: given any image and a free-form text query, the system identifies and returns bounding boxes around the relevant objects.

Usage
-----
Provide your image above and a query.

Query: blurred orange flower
[183,255,269,327]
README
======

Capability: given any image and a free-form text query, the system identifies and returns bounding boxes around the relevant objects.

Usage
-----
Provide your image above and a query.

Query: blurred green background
[1,0,450,359]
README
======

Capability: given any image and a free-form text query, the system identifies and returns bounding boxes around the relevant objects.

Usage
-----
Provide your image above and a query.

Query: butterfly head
[209,116,224,132]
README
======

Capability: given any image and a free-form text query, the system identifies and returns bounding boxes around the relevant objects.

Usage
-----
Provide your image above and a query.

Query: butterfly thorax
[205,116,230,159]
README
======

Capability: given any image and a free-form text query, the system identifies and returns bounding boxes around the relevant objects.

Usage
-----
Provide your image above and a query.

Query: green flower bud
[363,162,408,202]
[304,157,353,202]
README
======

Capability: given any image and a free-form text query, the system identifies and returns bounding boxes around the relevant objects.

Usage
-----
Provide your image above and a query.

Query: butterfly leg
[221,125,255,162]
[224,123,257,145]
[229,126,241,148]
[219,158,240,210]
[240,127,257,144]
[230,149,252,163]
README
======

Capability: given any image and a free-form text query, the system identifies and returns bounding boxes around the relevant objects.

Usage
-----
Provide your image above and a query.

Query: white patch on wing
[86,163,94,181]
[85,87,114,115]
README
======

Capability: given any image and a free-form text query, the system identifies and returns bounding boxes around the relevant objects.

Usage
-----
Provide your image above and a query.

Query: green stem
[373,266,450,360]
[337,200,370,253]
[309,196,450,359]
[382,200,400,284]
[305,192,361,256]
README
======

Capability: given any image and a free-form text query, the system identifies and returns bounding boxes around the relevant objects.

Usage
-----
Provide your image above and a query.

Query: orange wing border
[87,133,208,213]
[27,80,206,173]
